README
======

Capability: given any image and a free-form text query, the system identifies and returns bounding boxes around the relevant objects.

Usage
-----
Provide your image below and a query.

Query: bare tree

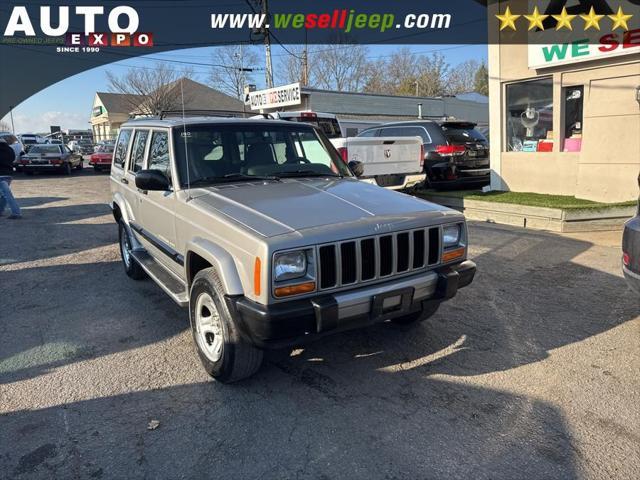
[209,45,259,99]
[446,59,480,95]
[0,120,11,132]
[106,63,194,115]
[415,52,450,97]
[311,45,369,92]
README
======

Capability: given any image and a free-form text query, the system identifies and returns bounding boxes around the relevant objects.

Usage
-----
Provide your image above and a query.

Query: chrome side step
[130,250,189,307]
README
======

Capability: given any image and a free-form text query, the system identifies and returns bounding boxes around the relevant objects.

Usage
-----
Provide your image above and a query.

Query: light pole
[9,106,15,133]
[414,81,419,97]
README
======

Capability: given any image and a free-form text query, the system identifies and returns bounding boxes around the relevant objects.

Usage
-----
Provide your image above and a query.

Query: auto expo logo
[2,5,153,51]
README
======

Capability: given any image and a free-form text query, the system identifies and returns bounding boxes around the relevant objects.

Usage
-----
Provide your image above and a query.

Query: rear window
[29,145,61,154]
[284,116,342,138]
[440,124,487,143]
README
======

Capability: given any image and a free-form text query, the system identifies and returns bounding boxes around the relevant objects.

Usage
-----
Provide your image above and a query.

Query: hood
[190,177,456,238]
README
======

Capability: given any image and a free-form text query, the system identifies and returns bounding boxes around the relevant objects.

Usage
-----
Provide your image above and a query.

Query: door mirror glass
[135,169,170,191]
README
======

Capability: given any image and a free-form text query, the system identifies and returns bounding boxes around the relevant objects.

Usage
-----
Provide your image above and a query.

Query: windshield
[173,124,351,187]
[29,145,60,154]
[97,145,114,153]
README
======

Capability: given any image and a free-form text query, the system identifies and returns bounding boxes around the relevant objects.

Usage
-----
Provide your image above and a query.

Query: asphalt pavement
[1,170,639,479]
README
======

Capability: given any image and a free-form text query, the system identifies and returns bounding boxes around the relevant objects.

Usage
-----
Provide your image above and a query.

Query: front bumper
[228,260,476,349]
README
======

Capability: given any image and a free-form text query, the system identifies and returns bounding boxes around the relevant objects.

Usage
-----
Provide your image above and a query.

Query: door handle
[121,178,129,184]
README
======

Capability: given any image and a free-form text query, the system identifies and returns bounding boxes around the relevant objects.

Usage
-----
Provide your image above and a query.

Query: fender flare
[111,191,134,225]
[185,238,244,296]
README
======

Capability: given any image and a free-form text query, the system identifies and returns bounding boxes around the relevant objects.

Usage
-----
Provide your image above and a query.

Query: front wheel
[190,268,263,383]
[118,220,145,280]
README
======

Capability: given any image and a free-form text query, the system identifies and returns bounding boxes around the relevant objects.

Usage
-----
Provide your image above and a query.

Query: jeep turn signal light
[274,282,316,298]
[442,247,465,263]
[254,257,261,296]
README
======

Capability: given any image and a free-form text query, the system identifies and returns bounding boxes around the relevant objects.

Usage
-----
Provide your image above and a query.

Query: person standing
[0,138,22,219]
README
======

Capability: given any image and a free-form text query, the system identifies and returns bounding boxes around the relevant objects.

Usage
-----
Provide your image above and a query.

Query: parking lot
[1,170,639,479]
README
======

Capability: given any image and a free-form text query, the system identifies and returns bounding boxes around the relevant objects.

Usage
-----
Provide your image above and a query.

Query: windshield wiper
[275,170,341,178]
[188,173,280,186]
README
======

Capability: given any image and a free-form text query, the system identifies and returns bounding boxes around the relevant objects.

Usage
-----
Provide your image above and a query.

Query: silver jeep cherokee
[110,116,476,382]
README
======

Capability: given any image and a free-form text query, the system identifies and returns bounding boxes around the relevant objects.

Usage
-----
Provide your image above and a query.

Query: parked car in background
[622,174,640,294]
[358,120,490,190]
[47,139,63,145]
[18,133,46,152]
[68,139,94,155]
[94,140,115,152]
[89,144,114,171]
[338,136,425,190]
[19,144,83,175]
[0,132,25,168]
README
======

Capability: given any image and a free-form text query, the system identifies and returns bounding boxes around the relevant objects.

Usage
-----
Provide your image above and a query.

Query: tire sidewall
[189,272,238,382]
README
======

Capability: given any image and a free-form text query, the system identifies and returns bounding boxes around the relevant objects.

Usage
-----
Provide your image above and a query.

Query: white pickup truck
[266,111,425,190]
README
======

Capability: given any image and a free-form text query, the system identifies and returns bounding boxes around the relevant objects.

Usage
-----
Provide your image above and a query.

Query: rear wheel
[118,220,145,280]
[391,302,440,325]
[190,268,263,383]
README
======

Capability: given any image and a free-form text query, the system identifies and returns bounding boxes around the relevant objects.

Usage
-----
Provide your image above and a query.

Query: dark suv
[358,120,490,189]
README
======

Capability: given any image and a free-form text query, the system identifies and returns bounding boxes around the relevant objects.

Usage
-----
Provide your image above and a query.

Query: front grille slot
[319,245,337,289]
[360,238,376,281]
[413,230,425,268]
[340,242,357,285]
[379,235,393,276]
[316,227,442,291]
[428,227,440,265]
[396,232,410,272]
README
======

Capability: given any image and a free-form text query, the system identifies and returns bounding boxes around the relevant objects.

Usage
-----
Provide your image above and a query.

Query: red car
[89,145,114,172]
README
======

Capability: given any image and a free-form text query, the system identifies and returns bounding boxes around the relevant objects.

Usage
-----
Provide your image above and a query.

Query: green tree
[474,63,489,96]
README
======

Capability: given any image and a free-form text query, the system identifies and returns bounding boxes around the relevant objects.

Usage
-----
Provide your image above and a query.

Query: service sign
[248,83,302,111]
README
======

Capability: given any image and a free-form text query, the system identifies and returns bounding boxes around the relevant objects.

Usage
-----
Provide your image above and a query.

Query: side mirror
[348,160,365,177]
[135,169,170,191]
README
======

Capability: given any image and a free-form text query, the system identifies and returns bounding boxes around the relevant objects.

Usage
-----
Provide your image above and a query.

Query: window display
[505,78,553,152]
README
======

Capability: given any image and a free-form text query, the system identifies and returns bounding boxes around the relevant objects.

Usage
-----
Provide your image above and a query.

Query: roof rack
[158,109,274,120]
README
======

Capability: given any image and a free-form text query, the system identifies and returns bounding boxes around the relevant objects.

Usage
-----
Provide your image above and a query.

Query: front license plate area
[371,287,414,320]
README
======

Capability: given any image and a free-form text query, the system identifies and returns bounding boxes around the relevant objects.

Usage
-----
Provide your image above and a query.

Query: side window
[129,130,149,173]
[148,131,171,182]
[113,129,132,169]
[358,129,377,138]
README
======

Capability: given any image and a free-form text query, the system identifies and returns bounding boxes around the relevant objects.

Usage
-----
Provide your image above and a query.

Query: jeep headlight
[443,224,461,247]
[274,251,307,281]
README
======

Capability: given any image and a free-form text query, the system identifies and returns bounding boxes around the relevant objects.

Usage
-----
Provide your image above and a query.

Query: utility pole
[262,0,273,88]
[301,28,309,86]
[9,106,15,133]
[414,81,419,97]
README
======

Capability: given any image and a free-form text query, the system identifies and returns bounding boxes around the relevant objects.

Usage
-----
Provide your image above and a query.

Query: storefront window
[505,78,553,152]
[563,86,583,152]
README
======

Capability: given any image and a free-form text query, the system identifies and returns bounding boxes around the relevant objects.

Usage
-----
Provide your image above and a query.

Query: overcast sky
[1,44,487,134]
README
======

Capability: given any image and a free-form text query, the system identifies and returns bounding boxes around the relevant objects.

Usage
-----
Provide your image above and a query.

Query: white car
[0,132,25,163]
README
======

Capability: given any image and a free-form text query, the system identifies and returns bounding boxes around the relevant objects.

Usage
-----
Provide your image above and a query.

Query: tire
[391,302,440,325]
[190,267,263,383]
[63,163,72,175]
[94,166,101,172]
[118,220,146,280]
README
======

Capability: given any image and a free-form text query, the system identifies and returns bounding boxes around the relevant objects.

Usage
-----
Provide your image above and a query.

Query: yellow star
[496,6,520,31]
[553,7,577,30]
[524,6,549,31]
[580,6,604,30]
[608,6,633,31]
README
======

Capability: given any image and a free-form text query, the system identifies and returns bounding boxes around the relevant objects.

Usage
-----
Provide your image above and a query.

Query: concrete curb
[418,194,635,232]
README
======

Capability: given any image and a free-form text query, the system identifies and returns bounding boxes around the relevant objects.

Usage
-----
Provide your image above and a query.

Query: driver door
[135,129,181,278]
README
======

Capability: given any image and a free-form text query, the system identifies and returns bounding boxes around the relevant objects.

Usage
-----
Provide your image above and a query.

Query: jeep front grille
[318,227,441,290]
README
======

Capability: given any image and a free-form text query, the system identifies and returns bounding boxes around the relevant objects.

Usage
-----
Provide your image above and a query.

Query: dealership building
[488,3,640,202]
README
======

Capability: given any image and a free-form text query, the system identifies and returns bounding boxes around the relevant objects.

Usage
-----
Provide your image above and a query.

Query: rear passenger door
[135,129,181,278]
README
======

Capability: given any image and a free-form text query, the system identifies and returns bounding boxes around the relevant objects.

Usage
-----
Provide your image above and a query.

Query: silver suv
[110,116,476,382]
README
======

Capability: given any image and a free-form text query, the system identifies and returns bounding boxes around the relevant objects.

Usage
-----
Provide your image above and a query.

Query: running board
[130,250,189,307]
